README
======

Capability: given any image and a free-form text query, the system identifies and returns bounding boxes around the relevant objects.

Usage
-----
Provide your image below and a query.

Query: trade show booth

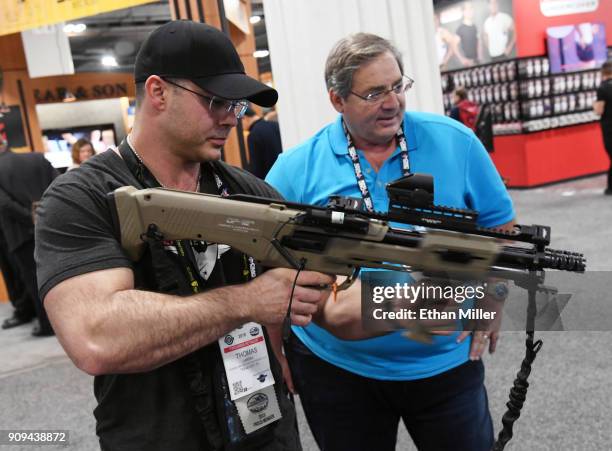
[436,0,611,187]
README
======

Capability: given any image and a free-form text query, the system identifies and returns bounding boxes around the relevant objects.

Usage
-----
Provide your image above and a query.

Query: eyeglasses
[349,75,415,104]
[162,78,249,119]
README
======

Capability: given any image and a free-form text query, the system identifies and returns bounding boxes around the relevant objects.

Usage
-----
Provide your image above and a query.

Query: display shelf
[520,111,600,133]
[441,49,609,135]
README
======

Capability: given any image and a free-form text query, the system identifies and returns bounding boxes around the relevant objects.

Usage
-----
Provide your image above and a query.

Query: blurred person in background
[450,86,479,130]
[0,225,35,328]
[243,107,283,179]
[594,59,612,195]
[69,138,95,170]
[0,136,57,336]
[0,137,36,328]
[450,87,495,153]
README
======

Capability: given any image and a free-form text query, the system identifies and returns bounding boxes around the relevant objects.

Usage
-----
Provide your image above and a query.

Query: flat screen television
[546,22,607,74]
[43,123,117,168]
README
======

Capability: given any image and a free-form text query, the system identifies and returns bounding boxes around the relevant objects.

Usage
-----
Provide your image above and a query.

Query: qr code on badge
[233,381,246,396]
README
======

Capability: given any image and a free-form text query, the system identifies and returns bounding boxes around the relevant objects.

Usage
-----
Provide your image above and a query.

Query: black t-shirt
[35,150,298,450]
[456,23,478,61]
[597,78,612,138]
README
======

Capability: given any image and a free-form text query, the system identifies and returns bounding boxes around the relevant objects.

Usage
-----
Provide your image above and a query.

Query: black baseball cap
[135,20,278,107]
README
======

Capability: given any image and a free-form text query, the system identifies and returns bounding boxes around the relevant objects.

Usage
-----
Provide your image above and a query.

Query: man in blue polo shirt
[266,33,515,451]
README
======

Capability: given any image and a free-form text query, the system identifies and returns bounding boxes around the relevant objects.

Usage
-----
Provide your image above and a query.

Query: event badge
[218,322,276,400]
[234,384,282,434]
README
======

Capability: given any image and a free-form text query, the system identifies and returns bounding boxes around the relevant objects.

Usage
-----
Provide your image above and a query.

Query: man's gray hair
[325,33,404,99]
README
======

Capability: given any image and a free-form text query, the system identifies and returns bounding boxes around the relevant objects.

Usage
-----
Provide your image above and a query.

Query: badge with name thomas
[218,322,276,401]
[218,322,281,433]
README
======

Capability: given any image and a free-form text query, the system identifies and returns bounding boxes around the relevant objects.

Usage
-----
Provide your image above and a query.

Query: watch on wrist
[486,281,509,302]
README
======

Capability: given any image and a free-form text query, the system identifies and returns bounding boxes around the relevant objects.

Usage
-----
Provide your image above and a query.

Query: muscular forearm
[49,266,327,375]
[49,268,334,374]
[49,275,254,375]
[93,287,250,373]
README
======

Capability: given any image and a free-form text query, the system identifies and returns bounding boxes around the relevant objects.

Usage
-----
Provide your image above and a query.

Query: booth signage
[0,0,156,36]
[540,0,599,17]
[33,83,129,103]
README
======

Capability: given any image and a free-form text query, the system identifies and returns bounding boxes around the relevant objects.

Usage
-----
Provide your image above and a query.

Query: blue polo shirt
[266,111,514,380]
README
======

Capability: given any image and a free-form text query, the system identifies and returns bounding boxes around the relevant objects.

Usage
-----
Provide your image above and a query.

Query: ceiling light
[63,23,86,34]
[249,15,261,24]
[101,56,118,67]
[253,50,269,58]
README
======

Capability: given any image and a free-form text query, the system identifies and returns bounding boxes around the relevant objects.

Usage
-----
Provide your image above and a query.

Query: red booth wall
[492,0,611,187]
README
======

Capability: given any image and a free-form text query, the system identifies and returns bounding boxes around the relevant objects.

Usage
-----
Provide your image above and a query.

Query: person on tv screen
[575,23,596,68]
[456,1,482,66]
[435,12,462,70]
[483,0,515,61]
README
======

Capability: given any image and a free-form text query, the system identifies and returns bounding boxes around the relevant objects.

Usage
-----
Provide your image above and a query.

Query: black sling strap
[493,272,543,450]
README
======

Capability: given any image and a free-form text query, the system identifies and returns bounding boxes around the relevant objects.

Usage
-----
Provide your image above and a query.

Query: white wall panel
[263,0,443,150]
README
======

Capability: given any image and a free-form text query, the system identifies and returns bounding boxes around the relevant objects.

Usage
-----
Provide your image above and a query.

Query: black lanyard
[118,139,162,189]
[342,119,411,213]
[212,166,257,281]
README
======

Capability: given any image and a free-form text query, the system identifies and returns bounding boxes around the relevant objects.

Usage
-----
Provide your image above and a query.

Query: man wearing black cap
[35,20,332,450]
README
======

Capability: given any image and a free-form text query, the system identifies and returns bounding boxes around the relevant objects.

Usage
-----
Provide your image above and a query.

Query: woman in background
[69,138,95,170]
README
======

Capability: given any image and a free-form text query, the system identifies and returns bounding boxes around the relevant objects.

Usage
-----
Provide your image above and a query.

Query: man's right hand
[397,277,461,337]
[246,269,335,327]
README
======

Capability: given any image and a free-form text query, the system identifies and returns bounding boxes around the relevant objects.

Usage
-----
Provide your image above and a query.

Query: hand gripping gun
[109,173,585,450]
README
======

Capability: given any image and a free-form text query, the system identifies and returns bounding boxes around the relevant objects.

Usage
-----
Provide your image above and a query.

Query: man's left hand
[456,291,503,360]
